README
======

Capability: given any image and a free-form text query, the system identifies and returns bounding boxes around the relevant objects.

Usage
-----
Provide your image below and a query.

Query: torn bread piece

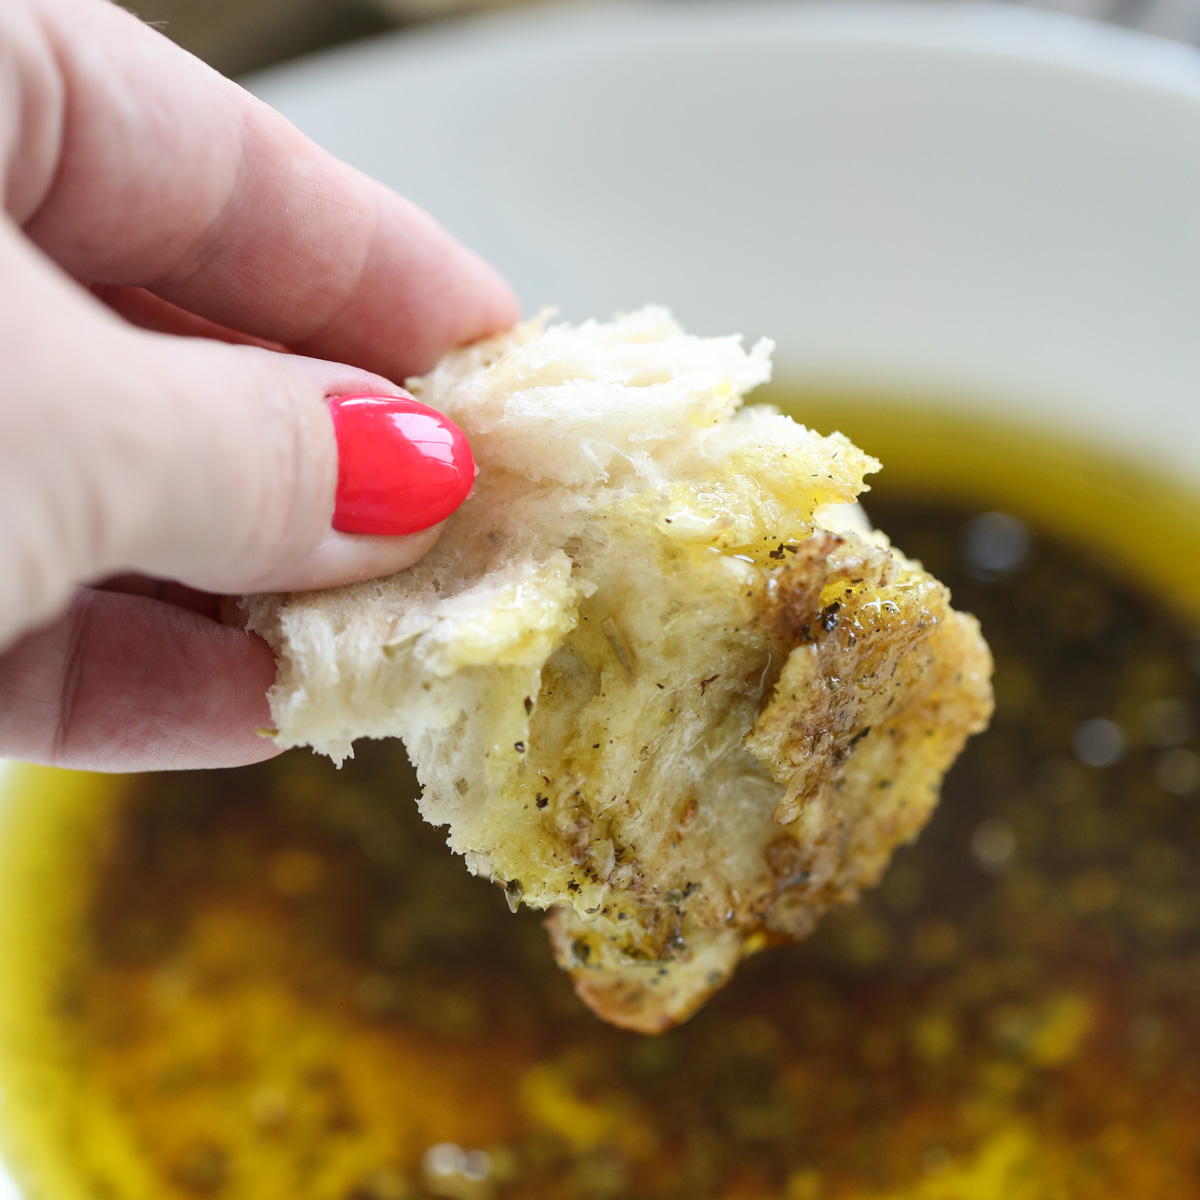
[243,307,993,1033]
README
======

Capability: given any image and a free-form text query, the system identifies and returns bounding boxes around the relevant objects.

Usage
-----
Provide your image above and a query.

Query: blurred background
[137,0,1200,79]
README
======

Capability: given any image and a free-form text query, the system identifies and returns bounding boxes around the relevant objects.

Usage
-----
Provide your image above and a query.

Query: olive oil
[3,405,1200,1200]
[775,394,1200,622]
[0,766,151,1200]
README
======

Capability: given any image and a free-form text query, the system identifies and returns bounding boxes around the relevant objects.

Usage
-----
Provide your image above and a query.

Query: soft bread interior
[243,308,992,1032]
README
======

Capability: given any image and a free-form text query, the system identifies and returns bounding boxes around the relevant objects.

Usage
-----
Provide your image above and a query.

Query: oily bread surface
[243,307,993,1032]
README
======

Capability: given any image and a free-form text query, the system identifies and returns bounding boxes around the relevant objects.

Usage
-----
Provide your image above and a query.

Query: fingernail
[328,393,475,536]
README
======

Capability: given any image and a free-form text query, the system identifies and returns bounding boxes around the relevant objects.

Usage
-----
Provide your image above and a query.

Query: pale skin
[0,0,519,771]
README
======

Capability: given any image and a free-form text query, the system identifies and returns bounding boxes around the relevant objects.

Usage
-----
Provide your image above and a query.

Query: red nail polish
[328,393,475,536]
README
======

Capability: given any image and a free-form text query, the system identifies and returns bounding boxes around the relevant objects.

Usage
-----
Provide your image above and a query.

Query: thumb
[0,224,470,647]
[115,334,467,594]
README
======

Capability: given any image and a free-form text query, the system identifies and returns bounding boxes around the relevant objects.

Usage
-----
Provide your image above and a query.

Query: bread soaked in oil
[245,310,991,1031]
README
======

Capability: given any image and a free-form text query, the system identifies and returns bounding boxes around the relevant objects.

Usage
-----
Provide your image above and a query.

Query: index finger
[12,0,518,379]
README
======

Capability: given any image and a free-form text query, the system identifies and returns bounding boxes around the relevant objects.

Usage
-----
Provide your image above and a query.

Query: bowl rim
[248,0,1200,105]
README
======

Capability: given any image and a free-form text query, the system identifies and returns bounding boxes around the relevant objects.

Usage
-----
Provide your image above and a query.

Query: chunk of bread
[242,307,993,1033]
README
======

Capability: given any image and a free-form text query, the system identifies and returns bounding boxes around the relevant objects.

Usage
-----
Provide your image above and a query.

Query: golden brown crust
[543,529,992,1033]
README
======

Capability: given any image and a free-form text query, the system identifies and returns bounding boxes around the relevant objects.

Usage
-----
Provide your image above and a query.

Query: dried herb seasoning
[35,496,1200,1199]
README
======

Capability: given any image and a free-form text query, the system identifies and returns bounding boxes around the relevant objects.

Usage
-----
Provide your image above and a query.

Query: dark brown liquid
[45,493,1200,1200]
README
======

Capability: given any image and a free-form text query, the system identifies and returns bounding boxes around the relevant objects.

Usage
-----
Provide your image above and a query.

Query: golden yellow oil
[3,402,1200,1200]
[775,394,1200,624]
[0,765,161,1200]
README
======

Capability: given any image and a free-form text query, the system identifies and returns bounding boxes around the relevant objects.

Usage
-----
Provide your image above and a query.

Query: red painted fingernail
[328,393,475,536]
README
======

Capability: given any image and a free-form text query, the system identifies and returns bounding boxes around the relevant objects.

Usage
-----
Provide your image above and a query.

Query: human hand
[0,0,518,771]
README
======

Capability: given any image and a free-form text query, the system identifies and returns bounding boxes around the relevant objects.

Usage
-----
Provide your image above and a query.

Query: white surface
[251,0,1200,482]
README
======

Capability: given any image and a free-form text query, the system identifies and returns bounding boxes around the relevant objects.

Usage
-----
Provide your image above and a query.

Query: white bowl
[250,0,1200,483]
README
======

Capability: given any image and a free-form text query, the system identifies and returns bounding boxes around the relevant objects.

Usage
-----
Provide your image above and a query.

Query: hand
[0,0,518,771]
